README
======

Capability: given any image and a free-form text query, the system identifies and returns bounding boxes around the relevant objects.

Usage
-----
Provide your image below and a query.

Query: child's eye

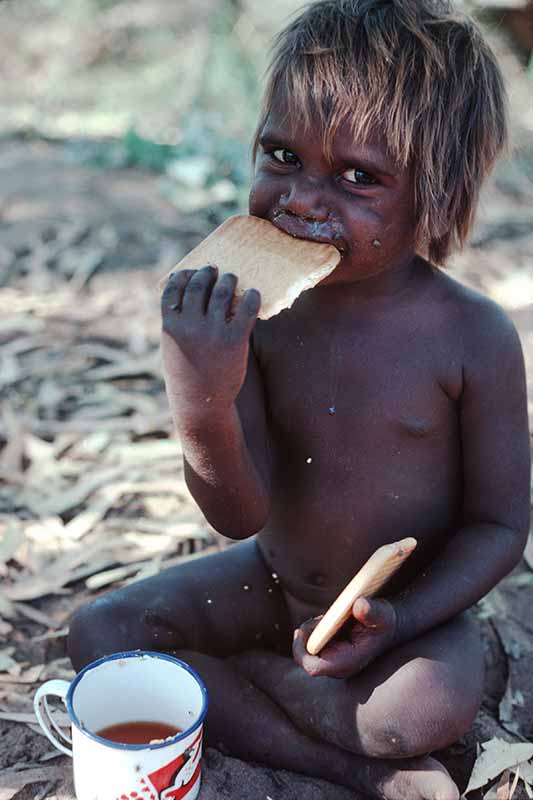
[342,169,377,186]
[271,148,300,166]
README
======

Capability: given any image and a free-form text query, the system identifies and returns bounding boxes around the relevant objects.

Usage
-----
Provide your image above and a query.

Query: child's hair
[252,0,508,264]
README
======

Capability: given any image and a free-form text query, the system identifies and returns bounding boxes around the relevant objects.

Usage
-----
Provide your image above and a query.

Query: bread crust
[161,215,341,319]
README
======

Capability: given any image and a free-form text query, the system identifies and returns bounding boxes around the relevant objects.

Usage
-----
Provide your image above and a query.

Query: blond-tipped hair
[252,0,508,264]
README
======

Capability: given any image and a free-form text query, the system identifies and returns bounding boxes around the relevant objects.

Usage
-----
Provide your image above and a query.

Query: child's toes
[419,758,459,800]
[375,755,459,800]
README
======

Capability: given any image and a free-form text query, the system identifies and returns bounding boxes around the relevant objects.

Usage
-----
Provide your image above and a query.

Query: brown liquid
[96,721,181,745]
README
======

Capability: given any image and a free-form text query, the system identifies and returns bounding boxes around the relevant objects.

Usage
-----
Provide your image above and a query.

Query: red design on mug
[117,730,203,800]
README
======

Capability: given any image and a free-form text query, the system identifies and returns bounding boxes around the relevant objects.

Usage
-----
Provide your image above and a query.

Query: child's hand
[161,267,261,417]
[292,597,397,679]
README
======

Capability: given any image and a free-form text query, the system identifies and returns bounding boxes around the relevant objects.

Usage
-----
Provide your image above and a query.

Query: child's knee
[67,593,130,670]
[356,654,483,758]
[67,589,191,671]
[407,655,482,751]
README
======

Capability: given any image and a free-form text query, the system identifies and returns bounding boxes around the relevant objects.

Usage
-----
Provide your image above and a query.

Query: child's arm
[294,300,530,678]
[161,267,271,539]
[392,301,530,644]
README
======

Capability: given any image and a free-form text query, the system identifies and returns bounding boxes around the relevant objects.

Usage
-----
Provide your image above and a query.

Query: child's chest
[257,312,462,450]
[254,305,465,592]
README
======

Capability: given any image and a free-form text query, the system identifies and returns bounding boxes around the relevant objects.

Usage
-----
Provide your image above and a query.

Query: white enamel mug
[33,651,208,800]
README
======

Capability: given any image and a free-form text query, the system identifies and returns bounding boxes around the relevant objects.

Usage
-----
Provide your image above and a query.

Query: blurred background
[0,1,532,797]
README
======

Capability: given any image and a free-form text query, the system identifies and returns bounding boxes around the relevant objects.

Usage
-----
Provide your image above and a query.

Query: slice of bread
[160,215,341,319]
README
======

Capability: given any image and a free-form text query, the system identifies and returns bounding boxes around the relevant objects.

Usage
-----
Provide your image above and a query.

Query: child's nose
[278,176,330,222]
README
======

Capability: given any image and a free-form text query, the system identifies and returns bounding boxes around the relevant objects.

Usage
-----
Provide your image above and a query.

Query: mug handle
[34,679,73,756]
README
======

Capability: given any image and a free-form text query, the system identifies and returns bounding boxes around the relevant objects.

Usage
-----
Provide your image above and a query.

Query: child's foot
[361,754,459,800]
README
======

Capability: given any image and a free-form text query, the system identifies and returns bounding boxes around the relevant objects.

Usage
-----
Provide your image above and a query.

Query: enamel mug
[33,651,208,800]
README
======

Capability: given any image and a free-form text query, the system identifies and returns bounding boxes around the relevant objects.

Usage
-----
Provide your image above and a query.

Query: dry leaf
[0,648,17,672]
[85,353,158,380]
[109,517,208,539]
[466,739,533,793]
[61,492,120,540]
[21,466,126,516]
[0,406,26,476]
[124,559,163,585]
[0,710,69,726]
[0,522,24,568]
[3,578,71,603]
[499,681,525,728]
[118,478,187,495]
[30,410,171,437]
[492,620,524,662]
[483,770,511,800]
[85,561,151,590]
[508,766,521,799]
[109,439,181,465]
[24,433,56,464]
[483,767,522,800]
[39,751,64,762]
[32,627,68,643]
[0,593,16,620]
[0,766,63,800]
[1,688,34,707]
[0,665,44,685]
[0,315,44,337]
[23,517,65,546]
[69,430,112,458]
[4,529,178,600]
[0,353,20,389]
[41,657,75,682]
[511,760,533,784]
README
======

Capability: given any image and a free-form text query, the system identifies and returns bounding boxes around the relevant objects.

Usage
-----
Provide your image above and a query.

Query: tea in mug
[96,721,181,745]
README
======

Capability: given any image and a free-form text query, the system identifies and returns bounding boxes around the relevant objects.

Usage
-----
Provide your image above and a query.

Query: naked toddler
[68,2,531,798]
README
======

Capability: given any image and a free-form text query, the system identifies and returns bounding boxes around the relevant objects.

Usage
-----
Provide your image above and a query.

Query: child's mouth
[271,211,346,254]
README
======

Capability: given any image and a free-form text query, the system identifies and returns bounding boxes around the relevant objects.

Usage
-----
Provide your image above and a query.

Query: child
[68,2,531,798]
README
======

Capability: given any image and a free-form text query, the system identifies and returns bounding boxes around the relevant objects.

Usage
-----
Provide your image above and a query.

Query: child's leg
[67,543,376,793]
[67,542,464,800]
[230,612,483,791]
[67,539,292,666]
[173,648,460,800]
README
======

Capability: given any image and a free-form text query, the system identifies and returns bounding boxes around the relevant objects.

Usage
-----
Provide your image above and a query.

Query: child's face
[249,94,418,285]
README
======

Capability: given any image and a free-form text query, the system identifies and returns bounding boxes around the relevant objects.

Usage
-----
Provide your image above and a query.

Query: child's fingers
[294,628,361,679]
[161,269,195,314]
[352,597,396,631]
[231,288,261,334]
[307,639,363,679]
[292,617,321,664]
[181,265,218,315]
[209,273,238,320]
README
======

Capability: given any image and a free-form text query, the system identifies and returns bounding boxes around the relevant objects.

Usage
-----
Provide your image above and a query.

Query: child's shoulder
[431,267,516,330]
[429,267,523,362]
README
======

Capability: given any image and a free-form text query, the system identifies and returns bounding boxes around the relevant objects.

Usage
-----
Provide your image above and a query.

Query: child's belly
[255,297,465,616]
[256,421,462,617]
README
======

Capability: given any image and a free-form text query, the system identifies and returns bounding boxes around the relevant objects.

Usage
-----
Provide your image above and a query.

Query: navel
[307,571,326,587]
[403,416,432,437]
